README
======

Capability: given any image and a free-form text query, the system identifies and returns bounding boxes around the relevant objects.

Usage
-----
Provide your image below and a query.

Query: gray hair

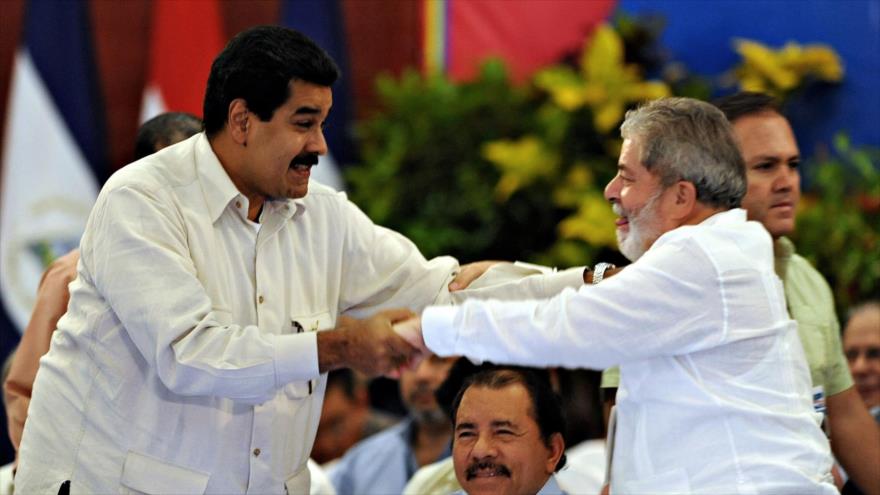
[620,97,746,209]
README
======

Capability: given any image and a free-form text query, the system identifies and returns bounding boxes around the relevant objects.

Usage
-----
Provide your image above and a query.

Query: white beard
[614,190,663,262]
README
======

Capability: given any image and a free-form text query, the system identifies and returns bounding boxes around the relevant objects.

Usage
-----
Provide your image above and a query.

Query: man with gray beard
[410,97,838,494]
[327,354,457,494]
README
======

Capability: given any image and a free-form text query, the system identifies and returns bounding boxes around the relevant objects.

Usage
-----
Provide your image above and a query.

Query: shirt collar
[774,236,795,281]
[536,475,565,495]
[194,134,306,224]
[195,134,244,223]
[698,207,746,227]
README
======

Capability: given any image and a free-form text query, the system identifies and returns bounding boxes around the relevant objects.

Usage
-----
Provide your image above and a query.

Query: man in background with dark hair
[311,369,398,465]
[328,354,456,494]
[450,367,566,495]
[133,112,202,160]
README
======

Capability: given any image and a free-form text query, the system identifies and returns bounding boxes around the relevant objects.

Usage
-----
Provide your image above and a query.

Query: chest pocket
[284,311,334,399]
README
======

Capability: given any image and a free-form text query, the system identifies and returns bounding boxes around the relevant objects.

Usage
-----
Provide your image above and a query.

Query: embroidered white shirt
[16,133,477,494]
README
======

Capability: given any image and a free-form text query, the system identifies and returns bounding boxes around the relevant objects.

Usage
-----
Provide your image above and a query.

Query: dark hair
[712,91,782,123]
[134,112,203,159]
[451,367,567,472]
[326,368,357,399]
[621,97,746,209]
[203,25,340,137]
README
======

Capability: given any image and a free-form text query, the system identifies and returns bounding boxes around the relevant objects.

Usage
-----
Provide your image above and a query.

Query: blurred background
[0,0,878,465]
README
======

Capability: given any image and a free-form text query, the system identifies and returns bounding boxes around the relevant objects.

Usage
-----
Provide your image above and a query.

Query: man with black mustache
[451,368,566,495]
[14,26,585,494]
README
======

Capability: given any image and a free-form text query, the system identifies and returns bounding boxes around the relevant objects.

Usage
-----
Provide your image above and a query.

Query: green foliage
[345,15,875,317]
[346,24,664,266]
[348,61,579,262]
[794,135,880,313]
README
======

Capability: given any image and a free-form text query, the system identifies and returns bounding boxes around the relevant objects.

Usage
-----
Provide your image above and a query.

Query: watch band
[592,262,616,284]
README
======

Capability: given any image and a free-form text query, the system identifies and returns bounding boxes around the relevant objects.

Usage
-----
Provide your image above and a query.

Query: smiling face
[228,80,332,205]
[453,384,561,495]
[604,138,673,261]
[732,111,801,238]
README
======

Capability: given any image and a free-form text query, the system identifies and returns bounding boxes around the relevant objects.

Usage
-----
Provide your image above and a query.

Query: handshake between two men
[315,260,500,378]
[316,309,427,378]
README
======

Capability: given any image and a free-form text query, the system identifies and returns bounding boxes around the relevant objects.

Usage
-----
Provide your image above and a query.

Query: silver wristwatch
[592,262,616,284]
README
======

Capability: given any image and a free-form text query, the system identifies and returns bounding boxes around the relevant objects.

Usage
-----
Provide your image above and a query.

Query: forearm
[317,310,417,376]
[2,384,29,451]
[828,387,880,495]
[448,264,585,304]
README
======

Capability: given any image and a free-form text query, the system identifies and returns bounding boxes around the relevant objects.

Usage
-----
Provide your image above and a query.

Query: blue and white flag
[0,0,104,335]
[282,0,352,190]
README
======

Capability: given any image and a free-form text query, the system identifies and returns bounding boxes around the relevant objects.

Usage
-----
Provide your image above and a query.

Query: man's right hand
[317,309,419,377]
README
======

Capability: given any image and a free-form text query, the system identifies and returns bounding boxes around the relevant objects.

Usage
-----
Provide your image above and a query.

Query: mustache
[290,153,319,166]
[466,461,512,480]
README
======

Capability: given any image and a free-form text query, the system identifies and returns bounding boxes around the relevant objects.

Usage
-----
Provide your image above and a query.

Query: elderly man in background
[451,367,567,495]
[842,301,880,495]
[413,97,836,494]
[311,369,399,465]
[844,302,880,421]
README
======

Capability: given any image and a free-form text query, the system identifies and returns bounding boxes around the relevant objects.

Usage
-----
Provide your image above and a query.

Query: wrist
[316,329,348,373]
[592,262,616,284]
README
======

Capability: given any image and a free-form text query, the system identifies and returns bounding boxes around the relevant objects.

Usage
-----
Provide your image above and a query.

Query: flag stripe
[23,0,107,175]
[1,0,101,333]
[422,0,448,75]
[282,0,352,189]
[140,0,224,122]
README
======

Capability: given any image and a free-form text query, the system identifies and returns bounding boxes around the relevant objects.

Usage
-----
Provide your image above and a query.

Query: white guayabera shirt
[15,133,579,495]
[424,209,837,495]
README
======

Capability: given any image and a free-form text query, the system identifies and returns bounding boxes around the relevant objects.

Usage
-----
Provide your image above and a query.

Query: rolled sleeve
[449,264,584,304]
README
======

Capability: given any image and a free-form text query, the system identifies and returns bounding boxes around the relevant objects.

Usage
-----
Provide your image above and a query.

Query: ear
[544,432,565,474]
[669,180,697,220]
[227,98,249,146]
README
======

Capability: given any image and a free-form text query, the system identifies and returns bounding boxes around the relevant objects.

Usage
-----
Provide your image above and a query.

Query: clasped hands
[332,310,427,379]
[336,260,498,378]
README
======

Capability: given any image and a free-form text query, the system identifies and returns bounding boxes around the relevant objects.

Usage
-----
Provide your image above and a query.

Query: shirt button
[258,295,264,304]
[253,448,261,457]
[235,200,242,209]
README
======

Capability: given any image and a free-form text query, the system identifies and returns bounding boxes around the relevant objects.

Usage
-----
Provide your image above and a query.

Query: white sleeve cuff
[273,331,320,386]
[539,267,586,296]
[422,305,460,357]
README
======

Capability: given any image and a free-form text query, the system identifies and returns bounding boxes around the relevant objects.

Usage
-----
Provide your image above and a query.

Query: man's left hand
[449,261,501,291]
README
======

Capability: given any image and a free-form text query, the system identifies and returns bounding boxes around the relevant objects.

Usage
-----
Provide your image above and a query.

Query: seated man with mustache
[451,367,567,495]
